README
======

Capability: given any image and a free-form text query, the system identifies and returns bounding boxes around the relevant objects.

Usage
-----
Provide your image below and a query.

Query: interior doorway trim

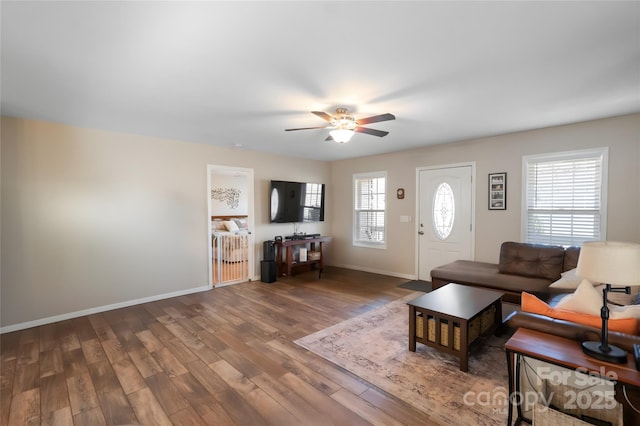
[414,162,476,280]
[207,164,255,287]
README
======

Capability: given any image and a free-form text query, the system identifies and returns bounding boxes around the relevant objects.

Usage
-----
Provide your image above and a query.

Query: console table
[505,328,640,425]
[275,236,330,278]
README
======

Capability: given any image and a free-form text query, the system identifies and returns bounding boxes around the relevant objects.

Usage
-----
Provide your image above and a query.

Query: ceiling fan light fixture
[284,107,395,143]
[329,129,355,143]
[330,108,357,130]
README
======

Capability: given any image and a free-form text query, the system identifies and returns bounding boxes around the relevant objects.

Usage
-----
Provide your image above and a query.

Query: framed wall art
[488,172,507,210]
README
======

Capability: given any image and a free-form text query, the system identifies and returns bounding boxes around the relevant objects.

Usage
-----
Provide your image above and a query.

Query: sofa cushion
[563,246,581,271]
[430,260,552,293]
[521,292,639,334]
[498,242,565,281]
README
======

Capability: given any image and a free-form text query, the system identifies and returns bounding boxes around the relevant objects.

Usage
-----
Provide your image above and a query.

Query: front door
[417,165,474,281]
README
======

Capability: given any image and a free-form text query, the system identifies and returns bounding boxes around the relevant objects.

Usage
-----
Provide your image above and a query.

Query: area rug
[295,293,509,425]
[398,279,432,292]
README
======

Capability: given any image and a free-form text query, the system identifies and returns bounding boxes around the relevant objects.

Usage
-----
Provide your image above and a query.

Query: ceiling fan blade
[356,127,390,137]
[285,126,330,131]
[311,111,333,122]
[325,135,334,142]
[356,113,396,125]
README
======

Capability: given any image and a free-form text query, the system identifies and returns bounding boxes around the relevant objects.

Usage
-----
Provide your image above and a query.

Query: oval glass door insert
[433,182,455,239]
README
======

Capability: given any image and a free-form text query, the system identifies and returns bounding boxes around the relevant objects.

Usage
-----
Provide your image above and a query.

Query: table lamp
[576,241,640,363]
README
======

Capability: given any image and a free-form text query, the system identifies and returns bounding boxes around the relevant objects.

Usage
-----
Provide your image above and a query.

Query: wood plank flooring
[1,267,439,425]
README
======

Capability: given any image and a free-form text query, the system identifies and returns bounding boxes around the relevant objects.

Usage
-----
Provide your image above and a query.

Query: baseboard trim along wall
[330,263,416,281]
[0,285,212,334]
[1,268,406,334]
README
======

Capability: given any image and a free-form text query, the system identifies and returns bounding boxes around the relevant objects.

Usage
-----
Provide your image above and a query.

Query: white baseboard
[1,268,412,334]
[0,284,212,334]
[329,263,416,280]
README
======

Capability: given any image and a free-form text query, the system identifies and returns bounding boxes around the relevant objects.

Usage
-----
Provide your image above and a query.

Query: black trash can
[263,240,276,261]
[261,260,276,283]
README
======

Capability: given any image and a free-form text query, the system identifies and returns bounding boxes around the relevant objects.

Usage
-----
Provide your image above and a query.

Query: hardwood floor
[1,267,439,425]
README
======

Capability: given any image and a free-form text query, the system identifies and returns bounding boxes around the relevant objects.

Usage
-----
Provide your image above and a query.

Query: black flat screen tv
[270,180,325,223]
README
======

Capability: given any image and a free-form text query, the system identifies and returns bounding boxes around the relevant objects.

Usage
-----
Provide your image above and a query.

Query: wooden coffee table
[407,283,503,372]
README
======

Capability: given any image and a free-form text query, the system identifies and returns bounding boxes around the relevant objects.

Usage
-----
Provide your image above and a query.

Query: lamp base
[581,341,627,364]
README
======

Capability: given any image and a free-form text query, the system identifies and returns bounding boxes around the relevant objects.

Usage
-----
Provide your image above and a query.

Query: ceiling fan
[285,108,396,143]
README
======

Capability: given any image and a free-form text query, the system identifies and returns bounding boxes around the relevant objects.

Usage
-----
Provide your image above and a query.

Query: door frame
[207,164,256,288]
[414,162,476,280]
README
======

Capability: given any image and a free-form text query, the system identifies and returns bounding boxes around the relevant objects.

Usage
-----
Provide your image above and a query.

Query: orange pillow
[521,292,639,335]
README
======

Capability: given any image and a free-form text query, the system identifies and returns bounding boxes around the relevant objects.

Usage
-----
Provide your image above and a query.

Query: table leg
[495,299,503,326]
[318,241,323,279]
[409,305,416,352]
[506,349,514,426]
[286,246,293,277]
[514,352,524,425]
[459,319,468,372]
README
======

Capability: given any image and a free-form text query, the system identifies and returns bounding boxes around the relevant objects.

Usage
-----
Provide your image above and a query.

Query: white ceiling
[2,1,639,162]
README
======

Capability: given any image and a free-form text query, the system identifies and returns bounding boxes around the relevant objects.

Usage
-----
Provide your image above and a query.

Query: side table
[505,328,640,425]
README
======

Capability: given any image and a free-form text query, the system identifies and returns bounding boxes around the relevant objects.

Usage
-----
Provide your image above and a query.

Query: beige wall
[1,117,330,330]
[328,113,640,276]
[2,114,639,330]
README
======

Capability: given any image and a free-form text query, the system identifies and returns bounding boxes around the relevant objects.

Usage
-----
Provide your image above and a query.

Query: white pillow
[549,268,582,290]
[549,268,584,289]
[556,280,640,319]
[223,220,239,232]
[212,220,226,231]
[555,280,602,315]
[233,218,249,230]
[610,304,640,319]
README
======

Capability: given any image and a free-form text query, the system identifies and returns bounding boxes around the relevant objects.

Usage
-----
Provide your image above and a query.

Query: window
[523,148,608,247]
[354,172,386,248]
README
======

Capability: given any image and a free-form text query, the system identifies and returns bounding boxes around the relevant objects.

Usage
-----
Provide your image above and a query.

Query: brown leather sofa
[430,241,580,304]
[430,240,640,348]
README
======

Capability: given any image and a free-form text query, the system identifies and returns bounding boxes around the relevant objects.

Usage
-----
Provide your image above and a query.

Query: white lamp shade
[576,241,640,286]
[329,129,354,143]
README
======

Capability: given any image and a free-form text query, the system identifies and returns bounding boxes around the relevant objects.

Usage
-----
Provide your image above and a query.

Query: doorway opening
[207,165,255,287]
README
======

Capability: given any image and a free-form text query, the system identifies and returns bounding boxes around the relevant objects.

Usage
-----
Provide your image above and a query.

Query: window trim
[353,171,387,249]
[521,147,608,246]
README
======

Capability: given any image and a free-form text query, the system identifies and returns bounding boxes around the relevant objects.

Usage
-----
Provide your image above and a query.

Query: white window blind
[523,148,607,247]
[354,172,386,247]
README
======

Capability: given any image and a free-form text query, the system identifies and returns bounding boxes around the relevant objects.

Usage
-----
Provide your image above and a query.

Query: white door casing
[207,165,255,287]
[417,164,475,281]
